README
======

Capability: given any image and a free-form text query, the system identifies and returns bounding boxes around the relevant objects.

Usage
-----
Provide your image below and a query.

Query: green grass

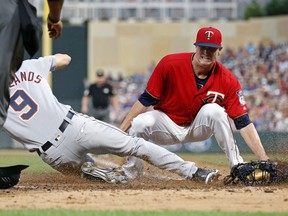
[0,150,255,173]
[0,149,55,173]
[0,210,287,216]
[0,149,287,173]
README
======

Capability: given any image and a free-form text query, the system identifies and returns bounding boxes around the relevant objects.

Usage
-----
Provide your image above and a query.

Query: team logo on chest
[103,87,110,94]
[203,91,225,105]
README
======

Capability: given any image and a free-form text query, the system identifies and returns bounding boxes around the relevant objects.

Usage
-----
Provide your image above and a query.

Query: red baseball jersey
[146,52,248,126]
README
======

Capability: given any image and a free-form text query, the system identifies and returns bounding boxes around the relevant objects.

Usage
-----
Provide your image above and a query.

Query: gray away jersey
[2,56,71,150]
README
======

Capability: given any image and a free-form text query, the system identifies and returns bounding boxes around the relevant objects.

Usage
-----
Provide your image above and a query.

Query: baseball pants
[129,103,244,168]
[38,112,198,179]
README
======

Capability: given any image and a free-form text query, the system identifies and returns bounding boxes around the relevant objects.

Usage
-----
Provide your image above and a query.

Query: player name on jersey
[10,71,43,87]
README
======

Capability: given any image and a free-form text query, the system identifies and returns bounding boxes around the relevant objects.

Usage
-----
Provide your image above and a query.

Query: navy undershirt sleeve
[233,114,251,130]
[138,90,160,107]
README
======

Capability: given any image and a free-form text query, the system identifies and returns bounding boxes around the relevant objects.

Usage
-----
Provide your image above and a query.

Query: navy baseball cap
[194,27,222,48]
[96,69,104,77]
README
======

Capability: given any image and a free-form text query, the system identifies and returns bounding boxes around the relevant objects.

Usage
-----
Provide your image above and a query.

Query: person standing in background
[81,69,119,124]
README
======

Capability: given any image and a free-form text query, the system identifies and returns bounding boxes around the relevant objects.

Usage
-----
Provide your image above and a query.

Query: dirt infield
[1,162,288,213]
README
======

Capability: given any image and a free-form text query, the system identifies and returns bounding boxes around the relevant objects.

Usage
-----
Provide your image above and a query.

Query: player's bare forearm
[239,123,269,161]
[47,0,64,39]
[119,100,149,132]
[47,0,64,21]
[81,96,89,114]
[54,54,71,70]
[111,95,119,111]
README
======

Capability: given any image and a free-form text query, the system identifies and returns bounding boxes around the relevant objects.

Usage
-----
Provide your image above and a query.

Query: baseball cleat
[193,168,221,184]
[85,153,96,164]
[81,162,128,184]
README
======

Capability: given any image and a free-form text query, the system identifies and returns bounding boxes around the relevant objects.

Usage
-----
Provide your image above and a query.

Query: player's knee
[202,103,227,121]
[130,114,156,137]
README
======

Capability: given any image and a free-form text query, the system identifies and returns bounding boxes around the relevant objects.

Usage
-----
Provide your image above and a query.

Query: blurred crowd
[219,41,288,132]
[108,41,288,132]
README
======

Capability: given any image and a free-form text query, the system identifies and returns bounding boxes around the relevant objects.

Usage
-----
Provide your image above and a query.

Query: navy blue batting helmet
[0,165,29,189]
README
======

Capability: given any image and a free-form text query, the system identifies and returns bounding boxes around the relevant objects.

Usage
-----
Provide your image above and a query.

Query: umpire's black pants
[0,0,24,127]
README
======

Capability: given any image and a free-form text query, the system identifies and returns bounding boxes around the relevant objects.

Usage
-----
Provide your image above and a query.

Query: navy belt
[59,110,74,132]
[36,141,53,156]
[36,110,74,156]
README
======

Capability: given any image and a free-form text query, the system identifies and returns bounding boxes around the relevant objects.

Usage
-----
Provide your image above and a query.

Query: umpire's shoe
[81,162,128,184]
[193,168,221,184]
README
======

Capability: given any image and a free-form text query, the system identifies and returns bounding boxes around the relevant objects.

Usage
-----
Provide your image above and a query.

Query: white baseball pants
[39,113,198,179]
[128,103,244,168]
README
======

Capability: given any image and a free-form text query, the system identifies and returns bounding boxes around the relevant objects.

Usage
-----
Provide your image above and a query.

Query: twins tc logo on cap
[205,31,214,40]
[194,27,222,48]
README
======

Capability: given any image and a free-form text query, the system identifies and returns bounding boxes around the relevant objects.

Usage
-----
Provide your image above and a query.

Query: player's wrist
[47,14,61,25]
